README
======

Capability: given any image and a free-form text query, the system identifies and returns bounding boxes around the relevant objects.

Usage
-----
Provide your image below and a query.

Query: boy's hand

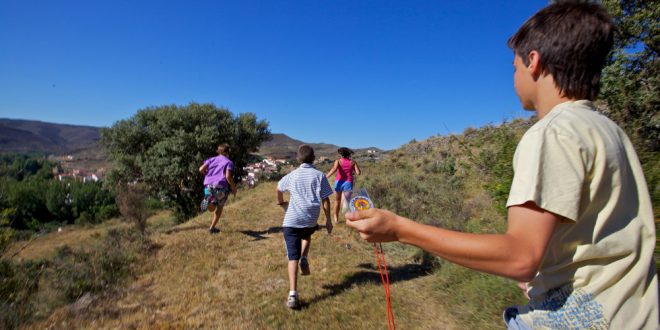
[278,201,289,211]
[231,186,237,196]
[518,282,530,300]
[325,219,333,235]
[344,208,401,242]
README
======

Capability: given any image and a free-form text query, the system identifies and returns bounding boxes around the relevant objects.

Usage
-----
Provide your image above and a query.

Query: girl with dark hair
[326,147,361,223]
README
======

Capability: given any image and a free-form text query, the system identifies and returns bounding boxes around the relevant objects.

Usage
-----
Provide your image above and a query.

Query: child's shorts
[333,180,353,193]
[205,184,230,207]
[283,226,318,260]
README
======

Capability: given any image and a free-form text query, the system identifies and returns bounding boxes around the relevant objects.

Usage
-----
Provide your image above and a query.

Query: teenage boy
[277,145,333,309]
[346,2,658,329]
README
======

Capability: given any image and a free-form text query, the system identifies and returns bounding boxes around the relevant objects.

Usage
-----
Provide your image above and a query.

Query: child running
[326,147,361,223]
[276,145,333,309]
[346,2,658,329]
[199,143,237,234]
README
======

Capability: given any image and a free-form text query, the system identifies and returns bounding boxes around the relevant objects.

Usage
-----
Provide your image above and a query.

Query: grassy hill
[8,182,486,329]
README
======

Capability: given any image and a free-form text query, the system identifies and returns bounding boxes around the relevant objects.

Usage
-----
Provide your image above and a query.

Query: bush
[116,183,155,234]
[0,259,46,329]
[0,227,155,328]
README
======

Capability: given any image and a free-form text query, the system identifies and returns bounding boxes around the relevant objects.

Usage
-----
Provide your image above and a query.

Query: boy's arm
[345,201,557,282]
[322,197,332,234]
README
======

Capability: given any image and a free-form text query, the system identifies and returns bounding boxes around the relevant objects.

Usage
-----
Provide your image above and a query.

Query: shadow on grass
[301,262,431,308]
[163,225,207,234]
[240,226,283,241]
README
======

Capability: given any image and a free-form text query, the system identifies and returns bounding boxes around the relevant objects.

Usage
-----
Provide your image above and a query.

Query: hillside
[14,183,466,329]
[0,119,381,161]
[258,133,384,160]
[0,118,101,154]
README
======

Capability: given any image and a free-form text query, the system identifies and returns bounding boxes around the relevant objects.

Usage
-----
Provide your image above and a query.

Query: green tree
[601,0,659,209]
[101,102,271,221]
[45,181,73,222]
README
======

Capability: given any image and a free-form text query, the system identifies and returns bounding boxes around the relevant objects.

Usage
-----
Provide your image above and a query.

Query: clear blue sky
[0,0,549,150]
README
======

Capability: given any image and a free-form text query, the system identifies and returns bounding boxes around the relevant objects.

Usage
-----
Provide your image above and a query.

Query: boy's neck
[533,74,575,119]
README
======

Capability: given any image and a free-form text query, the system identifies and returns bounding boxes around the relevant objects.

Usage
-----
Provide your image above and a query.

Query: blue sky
[0,0,548,150]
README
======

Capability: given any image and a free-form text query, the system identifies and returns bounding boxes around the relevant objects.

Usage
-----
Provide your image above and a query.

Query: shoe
[209,227,220,234]
[299,257,310,276]
[286,294,299,309]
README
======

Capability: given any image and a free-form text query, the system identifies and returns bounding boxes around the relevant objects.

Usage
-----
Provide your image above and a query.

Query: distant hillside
[258,133,384,160]
[0,119,383,162]
[0,118,101,154]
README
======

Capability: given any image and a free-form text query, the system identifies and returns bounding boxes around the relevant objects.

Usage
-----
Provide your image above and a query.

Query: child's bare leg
[333,194,341,223]
[301,238,311,258]
[210,205,224,229]
[288,260,299,291]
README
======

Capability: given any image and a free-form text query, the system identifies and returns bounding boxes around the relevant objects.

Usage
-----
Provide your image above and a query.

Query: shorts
[283,226,318,260]
[205,184,230,207]
[503,307,532,330]
[333,180,353,192]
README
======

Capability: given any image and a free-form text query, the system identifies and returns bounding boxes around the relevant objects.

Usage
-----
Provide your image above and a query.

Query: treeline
[0,153,119,231]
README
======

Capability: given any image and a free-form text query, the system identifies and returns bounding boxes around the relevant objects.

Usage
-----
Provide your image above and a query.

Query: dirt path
[30,183,459,329]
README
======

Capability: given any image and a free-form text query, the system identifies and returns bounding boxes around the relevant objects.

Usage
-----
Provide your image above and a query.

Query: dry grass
[5,212,174,262]
[23,182,460,329]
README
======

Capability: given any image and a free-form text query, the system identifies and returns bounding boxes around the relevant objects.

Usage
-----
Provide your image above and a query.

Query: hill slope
[0,118,101,154]
[25,182,459,329]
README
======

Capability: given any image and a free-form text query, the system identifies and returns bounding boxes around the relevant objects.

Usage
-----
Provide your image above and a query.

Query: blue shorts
[283,226,318,260]
[333,180,353,192]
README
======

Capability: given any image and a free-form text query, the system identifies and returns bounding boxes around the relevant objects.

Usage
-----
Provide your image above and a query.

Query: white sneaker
[286,294,299,309]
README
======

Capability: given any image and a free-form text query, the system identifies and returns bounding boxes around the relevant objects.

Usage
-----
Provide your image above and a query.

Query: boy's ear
[527,50,542,78]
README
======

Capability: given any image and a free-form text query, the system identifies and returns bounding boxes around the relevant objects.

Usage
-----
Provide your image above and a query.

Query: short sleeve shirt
[506,100,658,329]
[277,163,333,228]
[203,155,234,187]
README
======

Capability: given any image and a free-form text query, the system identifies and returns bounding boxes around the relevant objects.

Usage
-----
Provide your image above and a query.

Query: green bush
[0,259,46,329]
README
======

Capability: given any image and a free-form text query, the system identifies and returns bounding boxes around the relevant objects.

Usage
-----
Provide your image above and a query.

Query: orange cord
[374,243,396,330]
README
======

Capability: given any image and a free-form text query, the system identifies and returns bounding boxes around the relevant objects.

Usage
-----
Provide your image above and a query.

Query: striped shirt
[277,163,333,228]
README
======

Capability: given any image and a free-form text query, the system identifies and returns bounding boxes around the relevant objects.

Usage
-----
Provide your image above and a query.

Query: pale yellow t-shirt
[506,100,658,329]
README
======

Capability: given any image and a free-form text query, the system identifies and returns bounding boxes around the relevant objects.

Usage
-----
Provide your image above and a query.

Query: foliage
[601,0,660,210]
[116,183,155,234]
[0,259,46,329]
[0,154,119,230]
[101,102,271,221]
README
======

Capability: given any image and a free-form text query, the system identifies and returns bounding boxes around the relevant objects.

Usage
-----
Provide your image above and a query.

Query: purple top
[203,155,234,187]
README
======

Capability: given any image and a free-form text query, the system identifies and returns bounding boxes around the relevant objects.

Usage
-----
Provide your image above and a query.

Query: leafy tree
[45,181,73,222]
[101,103,271,221]
[601,0,659,210]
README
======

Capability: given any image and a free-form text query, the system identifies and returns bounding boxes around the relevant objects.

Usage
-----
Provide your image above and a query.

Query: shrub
[116,183,155,234]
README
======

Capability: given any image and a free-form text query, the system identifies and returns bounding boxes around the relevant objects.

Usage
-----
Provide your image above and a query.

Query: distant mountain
[257,133,338,159]
[257,133,384,160]
[0,118,101,154]
[0,118,384,161]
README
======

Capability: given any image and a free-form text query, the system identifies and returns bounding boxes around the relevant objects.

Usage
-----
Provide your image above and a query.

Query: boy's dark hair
[297,145,315,164]
[217,143,231,155]
[508,1,614,100]
[337,147,353,158]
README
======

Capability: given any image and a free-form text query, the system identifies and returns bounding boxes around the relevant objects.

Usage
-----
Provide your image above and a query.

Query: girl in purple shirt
[199,143,237,234]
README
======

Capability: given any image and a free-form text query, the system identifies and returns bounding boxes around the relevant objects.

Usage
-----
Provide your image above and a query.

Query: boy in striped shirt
[276,145,333,309]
